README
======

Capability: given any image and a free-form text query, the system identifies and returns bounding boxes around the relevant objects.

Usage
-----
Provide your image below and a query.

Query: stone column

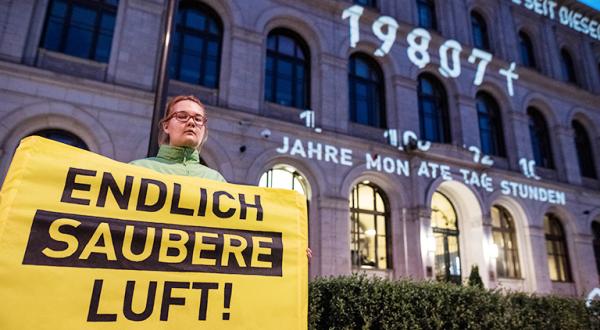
[580,41,600,94]
[0,0,35,63]
[446,0,470,45]
[553,125,580,185]
[393,76,419,138]
[481,213,496,289]
[319,54,348,132]
[317,196,352,276]
[226,27,264,113]
[456,96,479,149]
[541,24,562,80]
[109,0,162,90]
[572,233,598,296]
[497,1,519,62]
[414,206,433,280]
[528,225,551,293]
[507,111,531,173]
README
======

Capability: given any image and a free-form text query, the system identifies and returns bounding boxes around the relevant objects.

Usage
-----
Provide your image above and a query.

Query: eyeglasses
[167,111,207,126]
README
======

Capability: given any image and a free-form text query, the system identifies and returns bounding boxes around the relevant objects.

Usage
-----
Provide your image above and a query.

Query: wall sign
[282,112,566,205]
[342,5,520,96]
[510,0,600,41]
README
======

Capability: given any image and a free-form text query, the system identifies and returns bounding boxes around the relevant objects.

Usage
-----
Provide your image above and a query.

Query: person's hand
[306,248,313,263]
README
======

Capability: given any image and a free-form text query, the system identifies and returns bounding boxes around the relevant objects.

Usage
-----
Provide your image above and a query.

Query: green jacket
[130,145,226,182]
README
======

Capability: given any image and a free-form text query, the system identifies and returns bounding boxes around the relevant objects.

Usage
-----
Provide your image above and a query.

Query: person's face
[162,100,206,148]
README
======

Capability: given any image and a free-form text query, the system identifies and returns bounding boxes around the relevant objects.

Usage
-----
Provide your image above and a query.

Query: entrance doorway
[431,192,461,284]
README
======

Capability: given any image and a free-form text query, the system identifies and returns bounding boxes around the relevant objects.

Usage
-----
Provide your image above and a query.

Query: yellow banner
[0,137,307,329]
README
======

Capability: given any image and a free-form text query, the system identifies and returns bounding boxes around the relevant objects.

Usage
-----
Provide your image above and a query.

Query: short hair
[158,95,209,149]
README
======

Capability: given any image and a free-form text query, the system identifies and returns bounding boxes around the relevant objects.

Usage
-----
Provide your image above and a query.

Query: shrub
[308,275,595,330]
[467,264,484,289]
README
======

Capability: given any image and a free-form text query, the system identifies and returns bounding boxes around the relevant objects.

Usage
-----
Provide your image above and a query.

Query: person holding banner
[131,95,313,260]
[131,95,226,182]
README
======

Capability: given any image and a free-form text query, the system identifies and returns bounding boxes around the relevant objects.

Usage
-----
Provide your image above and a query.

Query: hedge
[308,275,600,329]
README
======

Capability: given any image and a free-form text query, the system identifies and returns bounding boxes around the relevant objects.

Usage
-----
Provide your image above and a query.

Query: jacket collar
[157,145,200,163]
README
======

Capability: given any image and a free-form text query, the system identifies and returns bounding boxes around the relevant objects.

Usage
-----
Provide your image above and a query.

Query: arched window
[491,206,520,278]
[518,31,536,69]
[418,74,450,143]
[560,49,578,85]
[431,192,461,284]
[353,0,376,8]
[169,1,222,88]
[350,181,389,269]
[40,0,118,62]
[471,11,490,51]
[348,53,386,128]
[417,0,437,31]
[544,214,572,282]
[572,120,597,179]
[476,92,505,157]
[592,221,600,277]
[528,107,554,169]
[259,164,311,246]
[29,129,88,150]
[265,29,310,109]
[258,164,309,197]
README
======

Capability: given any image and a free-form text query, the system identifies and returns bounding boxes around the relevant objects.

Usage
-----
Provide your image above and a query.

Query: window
[544,214,572,282]
[40,0,118,62]
[29,129,88,150]
[592,221,600,277]
[353,0,376,8]
[431,192,461,284]
[350,182,389,269]
[471,11,490,51]
[418,74,450,143]
[491,206,520,278]
[258,165,309,197]
[560,49,578,85]
[259,164,311,243]
[417,0,437,31]
[169,1,222,88]
[476,92,505,157]
[348,53,386,128]
[528,108,554,169]
[518,31,536,69]
[572,120,597,179]
[264,29,310,109]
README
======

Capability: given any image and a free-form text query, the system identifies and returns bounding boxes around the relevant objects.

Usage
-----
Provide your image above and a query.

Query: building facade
[1,0,600,297]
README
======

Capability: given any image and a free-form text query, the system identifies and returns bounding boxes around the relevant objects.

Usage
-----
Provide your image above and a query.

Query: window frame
[491,205,521,279]
[544,214,572,282]
[264,28,311,109]
[518,30,537,69]
[416,0,437,31]
[431,191,461,285]
[527,107,554,169]
[348,53,387,128]
[353,0,377,8]
[471,11,490,51]
[350,182,391,270]
[40,0,118,63]
[476,92,506,157]
[560,48,578,85]
[572,120,597,179]
[29,129,89,150]
[169,0,223,88]
[418,74,451,143]
[592,221,600,278]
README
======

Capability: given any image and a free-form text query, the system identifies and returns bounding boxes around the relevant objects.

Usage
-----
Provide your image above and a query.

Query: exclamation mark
[222,283,232,320]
